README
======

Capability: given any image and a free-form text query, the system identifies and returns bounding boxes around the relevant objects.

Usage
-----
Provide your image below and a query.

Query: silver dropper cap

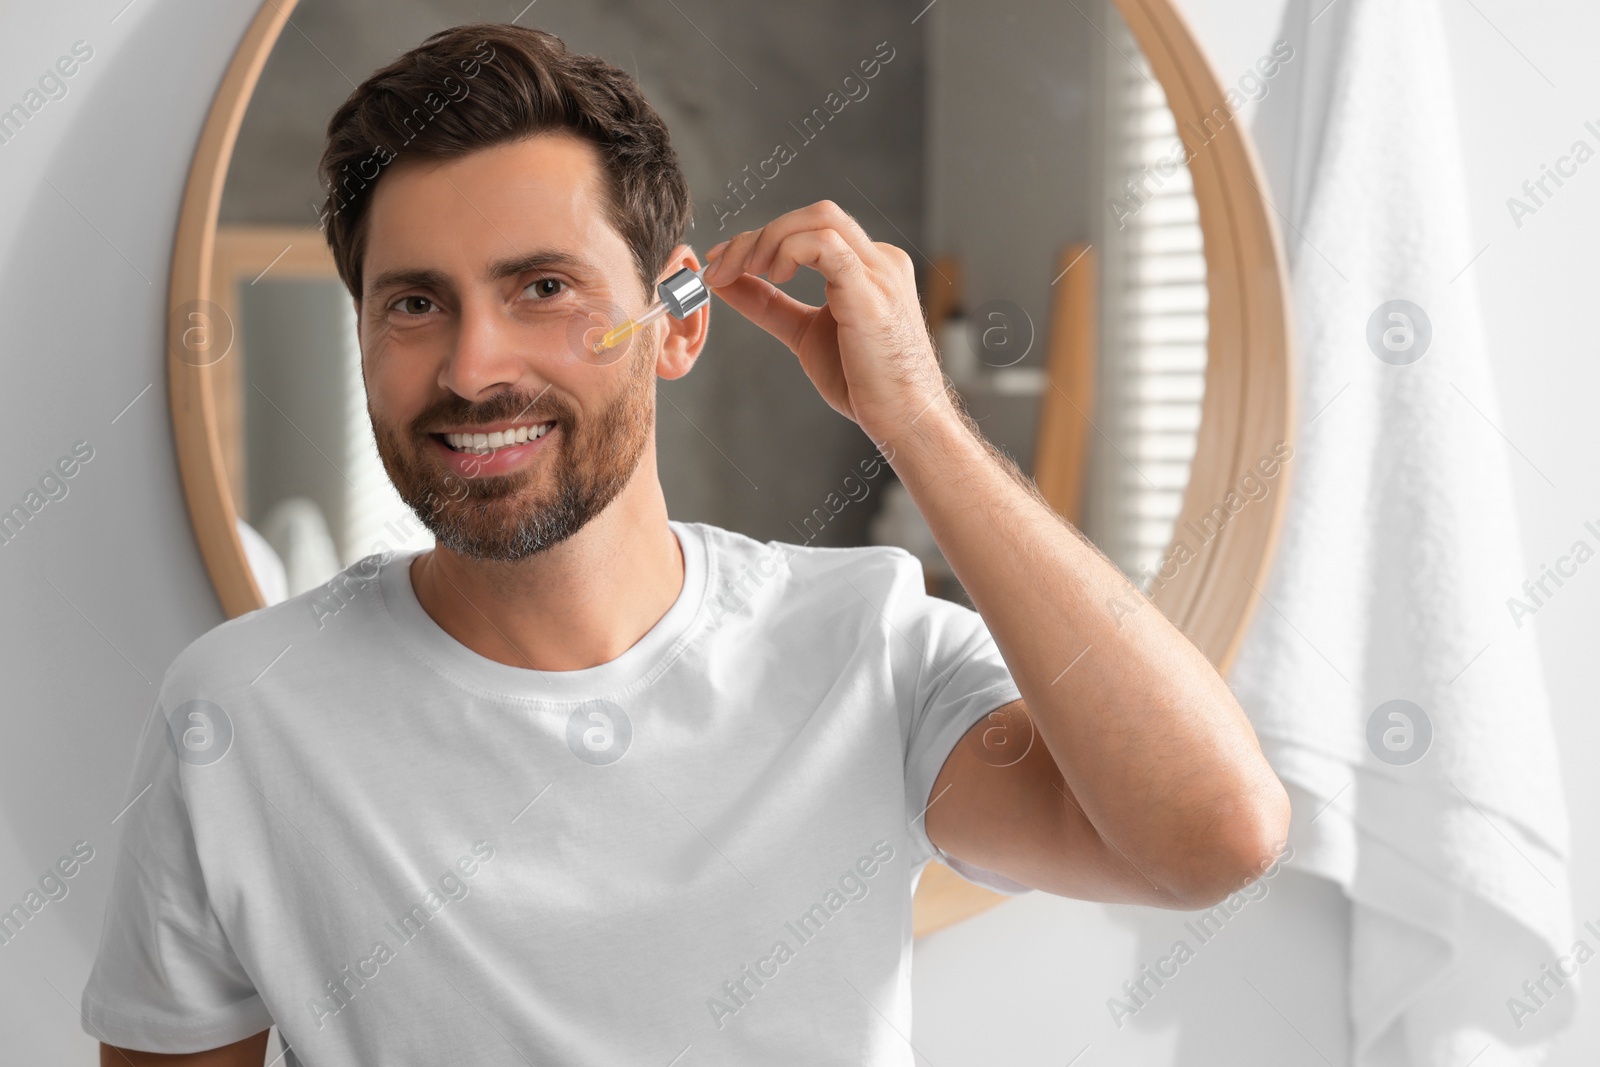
[657,266,711,319]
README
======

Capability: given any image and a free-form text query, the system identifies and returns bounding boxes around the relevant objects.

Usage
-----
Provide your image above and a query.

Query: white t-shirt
[81,520,1027,1065]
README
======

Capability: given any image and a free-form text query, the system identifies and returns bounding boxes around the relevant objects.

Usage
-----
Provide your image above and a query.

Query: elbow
[1164,775,1293,911]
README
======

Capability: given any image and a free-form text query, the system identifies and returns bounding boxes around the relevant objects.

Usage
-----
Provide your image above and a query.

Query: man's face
[357,133,669,562]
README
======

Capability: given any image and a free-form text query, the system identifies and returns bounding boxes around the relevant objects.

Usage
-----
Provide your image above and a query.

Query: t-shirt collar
[377,519,708,701]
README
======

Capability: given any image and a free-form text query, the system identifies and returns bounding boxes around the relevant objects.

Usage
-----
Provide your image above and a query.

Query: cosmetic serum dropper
[592,264,714,355]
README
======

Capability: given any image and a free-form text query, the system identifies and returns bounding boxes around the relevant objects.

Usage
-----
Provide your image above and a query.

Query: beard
[370,335,655,563]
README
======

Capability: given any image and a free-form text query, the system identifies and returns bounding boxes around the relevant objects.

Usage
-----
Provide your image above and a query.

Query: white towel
[257,495,344,598]
[236,516,290,606]
[1231,0,1579,1062]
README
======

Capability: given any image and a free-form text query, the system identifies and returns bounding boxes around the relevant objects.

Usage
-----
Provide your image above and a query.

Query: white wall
[0,1,263,1060]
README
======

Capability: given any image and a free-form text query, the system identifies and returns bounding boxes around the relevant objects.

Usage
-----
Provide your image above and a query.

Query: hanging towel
[1231,0,1578,1063]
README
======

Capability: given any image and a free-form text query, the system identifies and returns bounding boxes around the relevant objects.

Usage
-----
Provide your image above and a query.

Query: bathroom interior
[0,0,1595,1063]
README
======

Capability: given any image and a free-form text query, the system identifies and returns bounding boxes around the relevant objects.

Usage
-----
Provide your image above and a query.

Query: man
[83,22,1288,1067]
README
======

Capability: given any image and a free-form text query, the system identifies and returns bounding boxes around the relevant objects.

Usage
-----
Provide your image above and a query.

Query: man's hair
[316,23,691,303]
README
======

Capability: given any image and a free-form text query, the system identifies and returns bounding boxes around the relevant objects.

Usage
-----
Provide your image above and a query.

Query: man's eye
[523,277,567,300]
[390,295,435,316]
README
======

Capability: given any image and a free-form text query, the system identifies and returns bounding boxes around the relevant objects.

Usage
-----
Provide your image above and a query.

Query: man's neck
[408,475,684,673]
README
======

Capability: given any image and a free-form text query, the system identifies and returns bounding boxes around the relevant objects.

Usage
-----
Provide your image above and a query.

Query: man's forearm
[877,397,1288,899]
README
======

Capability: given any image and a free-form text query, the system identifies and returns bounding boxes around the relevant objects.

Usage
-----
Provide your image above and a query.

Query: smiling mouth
[433,422,556,455]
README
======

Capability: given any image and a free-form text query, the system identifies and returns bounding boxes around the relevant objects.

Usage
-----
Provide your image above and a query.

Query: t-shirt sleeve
[79,692,273,1053]
[888,550,1032,896]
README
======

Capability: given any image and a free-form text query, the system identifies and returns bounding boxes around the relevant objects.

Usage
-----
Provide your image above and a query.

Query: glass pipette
[592,262,716,355]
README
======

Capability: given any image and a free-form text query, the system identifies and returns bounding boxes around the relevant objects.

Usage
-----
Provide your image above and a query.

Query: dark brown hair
[316,23,691,303]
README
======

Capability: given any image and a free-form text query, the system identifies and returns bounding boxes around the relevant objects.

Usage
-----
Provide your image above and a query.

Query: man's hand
[700,199,952,444]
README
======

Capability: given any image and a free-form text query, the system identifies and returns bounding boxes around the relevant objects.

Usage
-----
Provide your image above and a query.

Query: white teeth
[443,423,553,455]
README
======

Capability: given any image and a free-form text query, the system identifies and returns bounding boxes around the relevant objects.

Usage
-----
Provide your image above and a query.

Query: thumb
[706,272,814,352]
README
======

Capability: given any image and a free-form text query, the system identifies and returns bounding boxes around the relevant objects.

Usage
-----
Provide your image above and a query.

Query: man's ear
[655,243,709,382]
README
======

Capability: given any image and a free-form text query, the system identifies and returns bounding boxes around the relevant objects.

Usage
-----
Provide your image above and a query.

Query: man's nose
[439,296,541,397]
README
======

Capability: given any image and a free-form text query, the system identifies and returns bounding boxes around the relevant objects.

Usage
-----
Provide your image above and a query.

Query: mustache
[413,384,568,434]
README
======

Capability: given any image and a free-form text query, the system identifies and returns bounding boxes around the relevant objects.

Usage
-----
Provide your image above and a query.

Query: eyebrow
[365,249,598,298]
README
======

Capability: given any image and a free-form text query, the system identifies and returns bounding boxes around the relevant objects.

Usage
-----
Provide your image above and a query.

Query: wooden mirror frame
[168,0,1294,939]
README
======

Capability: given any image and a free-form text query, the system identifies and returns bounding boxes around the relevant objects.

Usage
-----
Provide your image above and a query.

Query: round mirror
[169,0,1292,938]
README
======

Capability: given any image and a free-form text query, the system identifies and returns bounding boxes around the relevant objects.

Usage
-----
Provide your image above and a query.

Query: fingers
[707,271,815,352]
[704,200,880,287]
[764,228,870,289]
